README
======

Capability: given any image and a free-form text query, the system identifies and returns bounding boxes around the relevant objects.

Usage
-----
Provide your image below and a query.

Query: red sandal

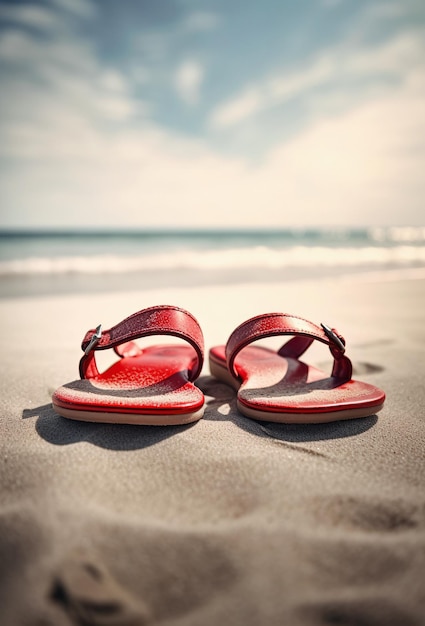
[52,305,205,425]
[209,313,385,423]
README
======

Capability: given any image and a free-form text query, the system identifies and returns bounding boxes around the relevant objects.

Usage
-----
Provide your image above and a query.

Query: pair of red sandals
[52,305,385,425]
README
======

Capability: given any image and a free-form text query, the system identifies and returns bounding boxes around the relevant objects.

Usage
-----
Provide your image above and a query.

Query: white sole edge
[52,403,205,426]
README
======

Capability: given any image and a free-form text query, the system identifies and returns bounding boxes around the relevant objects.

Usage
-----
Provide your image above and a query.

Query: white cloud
[0,26,96,75]
[0,3,62,31]
[209,89,263,128]
[210,32,425,129]
[256,70,425,226]
[0,24,137,129]
[100,70,126,93]
[174,60,204,105]
[0,3,424,229]
[1,64,424,229]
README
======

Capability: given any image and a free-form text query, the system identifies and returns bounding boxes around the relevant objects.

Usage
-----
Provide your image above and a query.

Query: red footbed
[53,345,204,415]
[210,345,385,414]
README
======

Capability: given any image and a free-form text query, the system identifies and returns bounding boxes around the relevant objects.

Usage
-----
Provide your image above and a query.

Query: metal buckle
[84,324,102,355]
[321,323,345,353]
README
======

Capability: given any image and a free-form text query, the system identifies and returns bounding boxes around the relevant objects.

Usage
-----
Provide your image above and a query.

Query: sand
[1,273,424,626]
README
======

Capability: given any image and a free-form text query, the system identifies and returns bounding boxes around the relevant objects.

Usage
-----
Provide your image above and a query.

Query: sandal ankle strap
[79,305,204,381]
[225,312,352,382]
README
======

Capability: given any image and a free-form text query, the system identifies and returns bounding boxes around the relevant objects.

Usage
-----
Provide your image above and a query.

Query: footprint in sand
[51,551,149,625]
[314,494,423,533]
[51,533,239,626]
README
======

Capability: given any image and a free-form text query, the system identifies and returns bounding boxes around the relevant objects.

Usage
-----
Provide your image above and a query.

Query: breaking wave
[1,244,425,276]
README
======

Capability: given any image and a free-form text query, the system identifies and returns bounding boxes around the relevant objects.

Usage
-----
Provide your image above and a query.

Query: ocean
[1,227,425,298]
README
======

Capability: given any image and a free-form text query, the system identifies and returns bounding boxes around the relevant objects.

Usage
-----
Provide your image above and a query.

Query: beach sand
[1,274,424,625]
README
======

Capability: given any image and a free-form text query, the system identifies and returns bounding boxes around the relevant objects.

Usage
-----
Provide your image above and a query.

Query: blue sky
[0,0,424,229]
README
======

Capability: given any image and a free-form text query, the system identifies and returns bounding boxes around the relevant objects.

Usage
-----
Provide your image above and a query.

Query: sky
[0,0,424,230]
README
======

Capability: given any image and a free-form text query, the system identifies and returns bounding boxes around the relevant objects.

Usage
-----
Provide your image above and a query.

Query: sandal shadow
[22,404,196,450]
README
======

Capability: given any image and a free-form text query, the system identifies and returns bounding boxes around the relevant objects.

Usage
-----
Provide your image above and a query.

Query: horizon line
[0,225,411,237]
